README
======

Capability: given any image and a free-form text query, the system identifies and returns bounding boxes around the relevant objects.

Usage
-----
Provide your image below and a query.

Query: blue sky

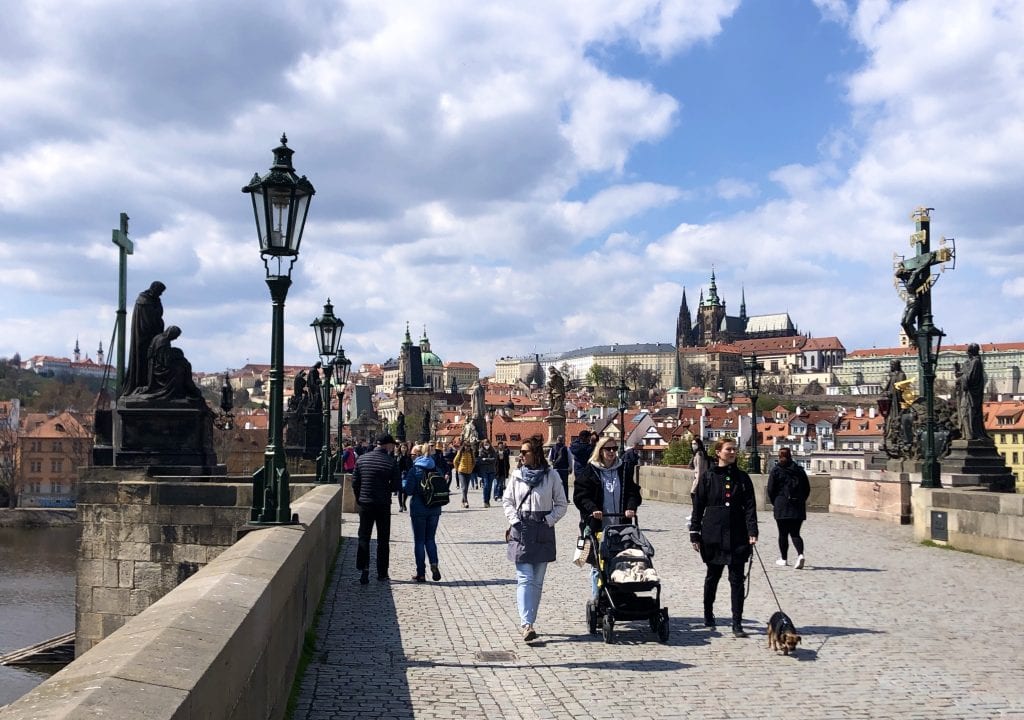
[2,0,1022,376]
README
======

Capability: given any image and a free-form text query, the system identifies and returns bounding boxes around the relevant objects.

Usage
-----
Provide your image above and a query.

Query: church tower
[676,287,694,348]
[73,338,81,363]
[739,286,748,324]
[700,269,726,345]
[97,341,105,366]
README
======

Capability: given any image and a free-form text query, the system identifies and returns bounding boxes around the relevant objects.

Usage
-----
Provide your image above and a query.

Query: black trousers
[356,504,392,575]
[776,518,805,559]
[703,560,746,624]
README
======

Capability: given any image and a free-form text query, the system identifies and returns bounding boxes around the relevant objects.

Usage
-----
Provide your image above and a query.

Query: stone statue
[289,371,308,412]
[546,366,566,416]
[880,360,906,449]
[958,343,988,441]
[420,410,431,442]
[137,326,203,404]
[396,411,406,442]
[471,383,485,423]
[123,281,166,395]
[307,362,323,414]
[461,417,478,445]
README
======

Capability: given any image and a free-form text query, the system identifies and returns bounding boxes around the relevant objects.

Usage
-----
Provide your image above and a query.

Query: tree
[681,361,708,389]
[0,419,18,507]
[661,439,693,466]
[586,363,616,388]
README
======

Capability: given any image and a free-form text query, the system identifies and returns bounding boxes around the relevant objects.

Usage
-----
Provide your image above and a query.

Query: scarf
[520,465,548,488]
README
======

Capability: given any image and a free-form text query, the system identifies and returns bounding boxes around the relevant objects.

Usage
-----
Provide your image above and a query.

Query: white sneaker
[795,555,805,569]
[775,558,787,566]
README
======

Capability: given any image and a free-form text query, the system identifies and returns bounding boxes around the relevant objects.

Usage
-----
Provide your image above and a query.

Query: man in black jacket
[569,430,592,480]
[353,434,400,584]
[622,441,643,488]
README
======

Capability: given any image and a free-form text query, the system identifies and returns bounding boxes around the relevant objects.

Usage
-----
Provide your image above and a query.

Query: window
[1014,452,1020,465]
[29,481,41,494]
[52,441,63,452]
[51,459,63,473]
[50,480,63,494]
[510,434,521,442]
[29,460,42,473]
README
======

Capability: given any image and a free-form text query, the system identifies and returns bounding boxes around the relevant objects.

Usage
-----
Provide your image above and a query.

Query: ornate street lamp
[312,299,344,485]
[617,376,629,454]
[243,134,315,525]
[919,326,945,488]
[335,347,351,454]
[743,354,764,474]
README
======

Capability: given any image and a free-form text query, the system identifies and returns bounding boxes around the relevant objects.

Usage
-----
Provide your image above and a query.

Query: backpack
[420,468,451,508]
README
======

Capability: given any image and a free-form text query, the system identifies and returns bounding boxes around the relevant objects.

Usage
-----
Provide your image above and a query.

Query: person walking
[548,435,570,499]
[401,443,444,582]
[454,442,476,508]
[431,441,449,480]
[573,435,642,600]
[766,447,810,569]
[395,442,412,512]
[503,434,568,642]
[621,440,644,489]
[475,438,498,507]
[689,437,758,637]
[689,437,709,502]
[353,434,401,584]
[494,440,510,502]
[569,430,592,480]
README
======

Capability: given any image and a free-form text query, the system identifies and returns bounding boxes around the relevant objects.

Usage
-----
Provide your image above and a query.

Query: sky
[2,0,1023,377]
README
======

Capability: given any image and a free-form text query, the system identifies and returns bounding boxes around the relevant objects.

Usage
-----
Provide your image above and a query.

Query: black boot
[732,620,748,638]
[703,612,716,629]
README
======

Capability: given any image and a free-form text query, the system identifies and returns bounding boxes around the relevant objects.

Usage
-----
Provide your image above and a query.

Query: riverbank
[0,508,77,528]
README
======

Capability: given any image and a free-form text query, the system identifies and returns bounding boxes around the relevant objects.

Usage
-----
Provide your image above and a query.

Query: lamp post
[312,299,343,484]
[743,353,763,474]
[617,376,629,454]
[485,409,494,442]
[242,134,315,525]
[919,326,944,487]
[335,347,351,453]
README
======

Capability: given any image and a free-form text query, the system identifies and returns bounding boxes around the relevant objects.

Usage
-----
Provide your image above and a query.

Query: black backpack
[420,468,451,508]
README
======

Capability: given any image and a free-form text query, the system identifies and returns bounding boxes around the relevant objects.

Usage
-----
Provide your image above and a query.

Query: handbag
[505,478,557,563]
[504,487,531,542]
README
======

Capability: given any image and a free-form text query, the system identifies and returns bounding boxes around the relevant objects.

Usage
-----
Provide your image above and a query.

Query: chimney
[856,407,863,418]
[868,406,876,418]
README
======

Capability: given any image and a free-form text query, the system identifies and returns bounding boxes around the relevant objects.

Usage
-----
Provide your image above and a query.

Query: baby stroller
[585,514,669,644]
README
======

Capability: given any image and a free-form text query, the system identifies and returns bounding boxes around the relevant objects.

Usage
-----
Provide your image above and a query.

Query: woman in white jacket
[503,434,568,642]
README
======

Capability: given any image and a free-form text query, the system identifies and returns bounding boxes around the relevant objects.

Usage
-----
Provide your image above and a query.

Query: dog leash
[751,544,785,614]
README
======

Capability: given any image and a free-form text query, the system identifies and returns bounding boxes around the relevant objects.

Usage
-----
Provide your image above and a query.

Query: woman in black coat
[766,447,810,569]
[688,437,758,637]
[573,435,642,600]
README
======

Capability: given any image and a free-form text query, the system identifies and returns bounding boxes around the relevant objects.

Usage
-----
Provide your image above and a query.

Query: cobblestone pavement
[292,494,1024,720]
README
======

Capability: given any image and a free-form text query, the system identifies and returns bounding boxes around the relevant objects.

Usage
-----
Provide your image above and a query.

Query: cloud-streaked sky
[3,0,1023,375]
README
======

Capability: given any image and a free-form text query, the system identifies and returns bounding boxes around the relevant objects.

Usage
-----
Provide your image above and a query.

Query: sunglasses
[603,446,618,452]
[520,448,532,454]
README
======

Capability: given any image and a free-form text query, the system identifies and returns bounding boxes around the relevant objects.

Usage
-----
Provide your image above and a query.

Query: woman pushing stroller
[573,435,643,600]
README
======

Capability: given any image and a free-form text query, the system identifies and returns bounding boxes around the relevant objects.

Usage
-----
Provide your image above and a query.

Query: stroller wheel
[657,610,670,643]
[586,601,599,635]
[649,615,659,633]
[601,613,615,644]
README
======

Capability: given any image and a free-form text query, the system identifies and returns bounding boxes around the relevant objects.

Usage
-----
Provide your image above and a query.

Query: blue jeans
[493,477,506,502]
[410,512,440,577]
[457,473,473,503]
[591,565,600,600]
[514,562,549,627]
[479,471,496,503]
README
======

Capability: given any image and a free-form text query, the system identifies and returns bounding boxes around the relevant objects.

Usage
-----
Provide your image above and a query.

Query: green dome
[421,351,443,367]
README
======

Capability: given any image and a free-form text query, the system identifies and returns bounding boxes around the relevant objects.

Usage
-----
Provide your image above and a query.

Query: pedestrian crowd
[349,432,809,643]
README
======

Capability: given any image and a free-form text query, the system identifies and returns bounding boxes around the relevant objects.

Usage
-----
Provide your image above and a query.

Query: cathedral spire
[403,321,412,346]
[73,338,81,363]
[739,286,748,323]
[676,287,693,348]
[705,267,721,306]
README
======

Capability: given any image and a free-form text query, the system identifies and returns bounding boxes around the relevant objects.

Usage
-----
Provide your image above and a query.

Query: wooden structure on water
[0,632,75,665]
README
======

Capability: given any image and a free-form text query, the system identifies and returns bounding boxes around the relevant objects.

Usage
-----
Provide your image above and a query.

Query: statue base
[941,439,1016,492]
[115,404,222,476]
[545,414,566,447]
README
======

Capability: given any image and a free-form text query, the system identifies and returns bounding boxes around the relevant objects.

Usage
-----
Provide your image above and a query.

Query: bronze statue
[881,360,906,450]
[135,326,203,404]
[547,366,566,416]
[958,343,988,441]
[123,281,166,395]
[307,362,323,413]
[895,261,930,341]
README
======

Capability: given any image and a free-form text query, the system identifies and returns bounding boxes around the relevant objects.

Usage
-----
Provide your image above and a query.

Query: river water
[0,526,78,707]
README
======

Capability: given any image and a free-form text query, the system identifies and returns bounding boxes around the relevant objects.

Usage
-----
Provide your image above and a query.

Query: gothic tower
[73,338,81,363]
[676,287,694,349]
[700,269,726,345]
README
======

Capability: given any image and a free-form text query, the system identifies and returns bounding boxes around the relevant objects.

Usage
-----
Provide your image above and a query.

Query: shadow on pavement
[804,565,885,572]
[799,624,886,637]
[406,658,693,672]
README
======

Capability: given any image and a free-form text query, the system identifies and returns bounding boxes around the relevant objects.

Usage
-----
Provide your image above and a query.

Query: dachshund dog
[767,611,801,655]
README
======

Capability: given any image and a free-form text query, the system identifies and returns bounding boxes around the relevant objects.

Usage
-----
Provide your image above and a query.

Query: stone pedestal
[941,439,1016,491]
[75,467,317,656]
[115,404,222,475]
[545,414,566,447]
[397,386,433,443]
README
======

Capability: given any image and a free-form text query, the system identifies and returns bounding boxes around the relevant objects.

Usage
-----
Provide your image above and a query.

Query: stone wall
[828,468,912,524]
[912,486,1024,563]
[638,466,832,514]
[75,467,318,655]
[0,484,341,720]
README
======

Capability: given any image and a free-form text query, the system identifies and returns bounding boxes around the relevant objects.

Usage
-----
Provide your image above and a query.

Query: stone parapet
[829,468,912,524]
[0,484,341,720]
[637,465,831,514]
[74,467,318,655]
[912,486,1024,562]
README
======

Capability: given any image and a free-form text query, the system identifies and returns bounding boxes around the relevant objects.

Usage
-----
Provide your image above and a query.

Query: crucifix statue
[112,212,134,396]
